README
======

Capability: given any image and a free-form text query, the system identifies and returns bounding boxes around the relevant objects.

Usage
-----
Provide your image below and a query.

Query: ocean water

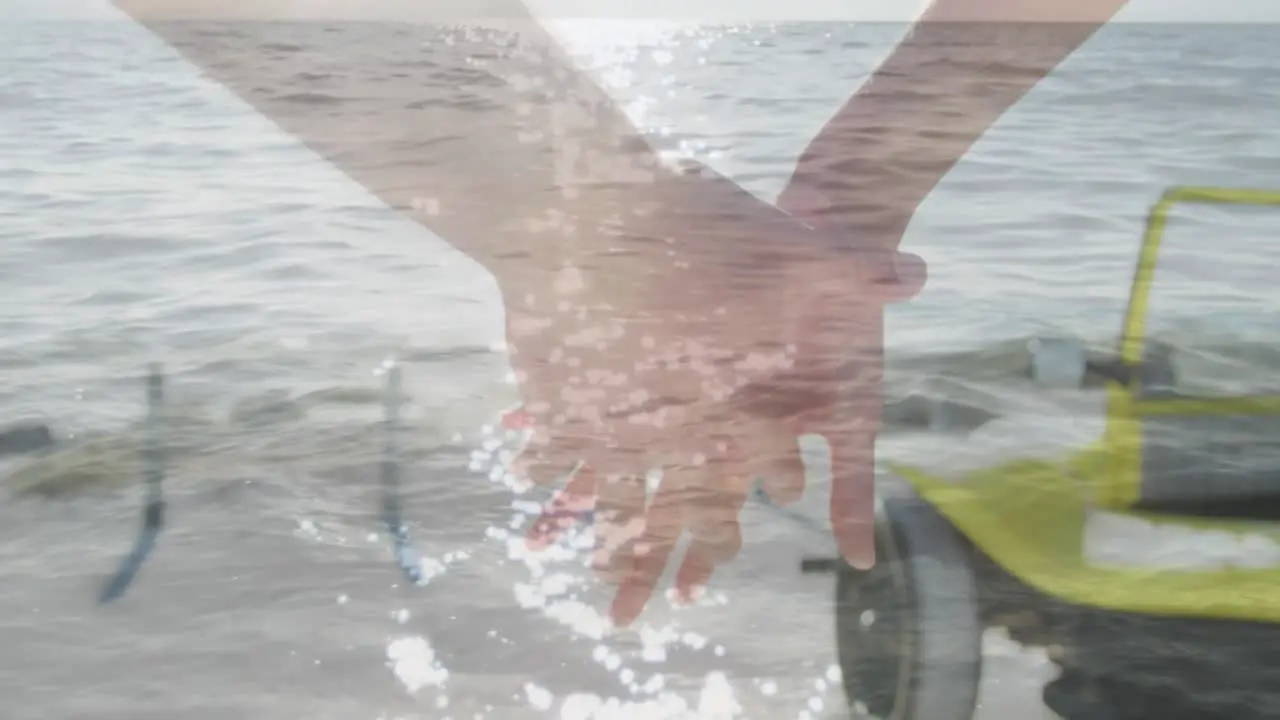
[2,8,1280,719]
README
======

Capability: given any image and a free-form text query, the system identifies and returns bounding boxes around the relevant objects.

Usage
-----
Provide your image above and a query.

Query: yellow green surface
[891,454,1280,622]
[891,187,1280,623]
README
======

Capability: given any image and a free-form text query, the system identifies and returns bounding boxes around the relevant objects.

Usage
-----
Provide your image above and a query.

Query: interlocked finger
[589,473,651,587]
[526,463,595,551]
[608,472,687,627]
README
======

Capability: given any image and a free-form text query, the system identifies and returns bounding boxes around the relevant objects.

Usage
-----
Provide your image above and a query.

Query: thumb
[873,251,927,305]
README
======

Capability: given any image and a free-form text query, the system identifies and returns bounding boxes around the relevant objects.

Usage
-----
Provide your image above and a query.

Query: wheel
[834,476,983,720]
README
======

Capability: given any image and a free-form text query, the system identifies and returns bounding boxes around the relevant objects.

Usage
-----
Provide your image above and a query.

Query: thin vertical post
[381,360,422,585]
[100,363,168,603]
[143,363,166,530]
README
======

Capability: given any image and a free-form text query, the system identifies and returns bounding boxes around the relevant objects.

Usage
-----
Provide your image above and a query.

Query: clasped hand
[499,165,925,626]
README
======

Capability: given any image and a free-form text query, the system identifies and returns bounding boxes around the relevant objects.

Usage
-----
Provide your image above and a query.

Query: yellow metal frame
[889,186,1280,622]
[1100,186,1280,510]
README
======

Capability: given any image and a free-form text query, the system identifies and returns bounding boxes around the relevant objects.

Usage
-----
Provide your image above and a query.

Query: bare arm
[781,0,1132,242]
[113,1,837,307]
[112,1,672,279]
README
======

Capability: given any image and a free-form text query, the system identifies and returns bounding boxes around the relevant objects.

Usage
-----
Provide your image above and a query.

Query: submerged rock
[7,434,143,497]
[0,423,56,456]
[2,375,451,499]
[3,383,427,498]
[5,411,222,498]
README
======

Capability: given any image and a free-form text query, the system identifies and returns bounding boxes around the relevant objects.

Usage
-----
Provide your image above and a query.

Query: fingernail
[837,531,876,570]
[847,546,875,570]
[677,583,706,606]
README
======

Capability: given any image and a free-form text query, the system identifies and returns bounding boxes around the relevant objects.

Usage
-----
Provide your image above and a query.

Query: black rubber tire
[834,475,983,720]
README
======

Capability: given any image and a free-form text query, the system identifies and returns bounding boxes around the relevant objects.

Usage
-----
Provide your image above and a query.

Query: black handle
[800,556,840,574]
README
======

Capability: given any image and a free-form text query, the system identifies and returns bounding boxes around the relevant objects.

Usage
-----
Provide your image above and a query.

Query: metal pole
[99,363,168,603]
[381,360,422,585]
[143,362,166,530]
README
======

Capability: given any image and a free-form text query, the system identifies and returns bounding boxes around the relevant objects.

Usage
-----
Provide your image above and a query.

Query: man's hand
[771,0,1129,573]
[501,164,925,626]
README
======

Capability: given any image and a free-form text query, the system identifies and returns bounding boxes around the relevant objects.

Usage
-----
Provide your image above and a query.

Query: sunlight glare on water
[386,635,450,695]
[357,353,844,717]
[539,18,688,58]
[440,421,786,718]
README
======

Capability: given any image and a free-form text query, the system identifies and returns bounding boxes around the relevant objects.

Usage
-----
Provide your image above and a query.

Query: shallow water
[3,8,1280,719]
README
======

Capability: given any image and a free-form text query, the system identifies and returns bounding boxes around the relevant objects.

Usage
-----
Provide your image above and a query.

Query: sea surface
[2,6,1280,719]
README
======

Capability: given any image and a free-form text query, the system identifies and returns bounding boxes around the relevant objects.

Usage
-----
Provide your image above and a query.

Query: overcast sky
[3,0,1280,23]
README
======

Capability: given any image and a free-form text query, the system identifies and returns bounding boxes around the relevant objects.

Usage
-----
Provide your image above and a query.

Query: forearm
[113,1,666,280]
[786,0,1130,240]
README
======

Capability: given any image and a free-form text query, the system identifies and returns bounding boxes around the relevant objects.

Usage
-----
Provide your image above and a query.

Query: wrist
[486,159,868,314]
[482,165,680,301]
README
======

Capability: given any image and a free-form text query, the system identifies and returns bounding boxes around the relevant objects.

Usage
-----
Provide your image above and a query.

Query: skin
[774,0,1132,583]
[111,0,1128,627]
